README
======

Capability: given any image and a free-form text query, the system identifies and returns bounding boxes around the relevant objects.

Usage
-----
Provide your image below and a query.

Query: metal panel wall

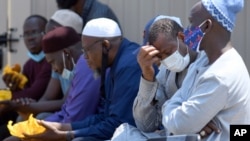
[99,0,250,70]
[0,0,249,71]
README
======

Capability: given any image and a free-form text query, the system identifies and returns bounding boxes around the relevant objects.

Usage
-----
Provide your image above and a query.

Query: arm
[133,45,162,132]
[12,60,52,100]
[39,74,63,102]
[133,77,162,132]
[162,76,227,134]
[14,70,64,115]
[17,99,64,115]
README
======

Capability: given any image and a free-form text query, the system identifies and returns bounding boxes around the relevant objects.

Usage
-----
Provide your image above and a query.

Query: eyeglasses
[82,37,122,57]
[21,30,44,39]
[82,40,103,57]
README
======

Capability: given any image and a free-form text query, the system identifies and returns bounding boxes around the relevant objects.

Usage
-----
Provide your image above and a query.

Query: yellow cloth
[0,89,12,101]
[7,114,45,138]
[3,64,28,89]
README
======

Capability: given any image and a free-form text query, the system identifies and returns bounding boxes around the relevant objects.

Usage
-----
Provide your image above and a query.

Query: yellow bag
[0,89,12,101]
[3,64,28,89]
[7,114,45,138]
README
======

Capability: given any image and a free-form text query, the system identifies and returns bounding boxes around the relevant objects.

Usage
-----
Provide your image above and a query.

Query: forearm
[133,77,161,132]
[17,100,64,114]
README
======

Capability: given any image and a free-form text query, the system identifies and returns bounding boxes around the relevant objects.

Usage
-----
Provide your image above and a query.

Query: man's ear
[204,19,213,33]
[177,31,185,42]
[102,40,111,51]
[63,49,71,57]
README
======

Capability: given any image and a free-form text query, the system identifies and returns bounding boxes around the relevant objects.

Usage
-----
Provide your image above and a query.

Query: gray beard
[93,69,101,80]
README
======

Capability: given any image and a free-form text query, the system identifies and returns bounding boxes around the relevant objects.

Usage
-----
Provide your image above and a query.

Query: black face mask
[100,45,109,98]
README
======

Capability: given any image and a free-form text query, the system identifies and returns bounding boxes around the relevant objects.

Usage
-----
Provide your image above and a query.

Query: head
[46,9,83,34]
[23,15,47,54]
[42,26,81,75]
[81,18,122,76]
[149,18,191,72]
[143,15,183,45]
[56,0,85,15]
[186,0,244,51]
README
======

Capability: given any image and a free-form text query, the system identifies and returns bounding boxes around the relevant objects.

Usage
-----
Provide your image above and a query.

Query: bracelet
[66,131,74,141]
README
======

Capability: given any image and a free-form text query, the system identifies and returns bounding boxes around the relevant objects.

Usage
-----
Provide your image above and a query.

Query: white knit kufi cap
[82,18,121,37]
[51,9,83,34]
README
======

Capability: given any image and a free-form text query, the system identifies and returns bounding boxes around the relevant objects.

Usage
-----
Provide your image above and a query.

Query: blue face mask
[27,51,45,62]
[61,53,75,80]
[184,20,207,52]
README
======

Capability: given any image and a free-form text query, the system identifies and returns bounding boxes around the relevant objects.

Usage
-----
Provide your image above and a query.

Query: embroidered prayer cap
[201,0,244,32]
[143,15,183,45]
[82,18,121,37]
[50,9,83,33]
[42,26,81,53]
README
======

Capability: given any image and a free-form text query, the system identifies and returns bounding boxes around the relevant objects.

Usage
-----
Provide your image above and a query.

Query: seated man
[111,15,220,141]
[111,16,199,141]
[15,9,84,121]
[22,18,142,141]
[0,15,51,140]
[162,0,250,141]
[4,26,101,141]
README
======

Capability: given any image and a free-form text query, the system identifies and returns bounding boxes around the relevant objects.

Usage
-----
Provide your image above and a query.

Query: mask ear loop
[70,56,76,67]
[100,44,109,99]
[198,20,208,28]
[62,53,66,69]
[177,37,180,51]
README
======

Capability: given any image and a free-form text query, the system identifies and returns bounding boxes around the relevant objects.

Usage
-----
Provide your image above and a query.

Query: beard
[93,68,101,80]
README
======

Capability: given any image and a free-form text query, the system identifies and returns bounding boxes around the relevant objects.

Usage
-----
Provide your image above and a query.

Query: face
[45,50,64,74]
[81,36,103,71]
[71,0,85,15]
[23,18,45,54]
[152,33,186,60]
[188,2,206,28]
[188,2,211,49]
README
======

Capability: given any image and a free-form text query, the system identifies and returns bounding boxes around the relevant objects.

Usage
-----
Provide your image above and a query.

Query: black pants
[0,111,18,140]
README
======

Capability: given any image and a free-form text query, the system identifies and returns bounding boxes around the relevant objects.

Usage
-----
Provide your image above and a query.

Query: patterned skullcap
[202,0,244,32]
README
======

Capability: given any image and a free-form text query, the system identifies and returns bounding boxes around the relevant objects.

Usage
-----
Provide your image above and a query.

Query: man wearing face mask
[13,9,84,122]
[41,26,100,124]
[20,18,141,141]
[0,15,52,140]
[113,16,199,140]
[162,0,250,140]
[111,16,205,141]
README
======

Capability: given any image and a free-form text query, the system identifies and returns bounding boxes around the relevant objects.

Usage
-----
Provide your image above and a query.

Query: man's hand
[23,120,68,141]
[137,45,160,81]
[2,73,21,91]
[198,120,221,138]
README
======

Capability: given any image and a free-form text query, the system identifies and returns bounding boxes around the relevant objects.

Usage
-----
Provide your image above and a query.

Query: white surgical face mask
[61,53,75,80]
[161,38,190,72]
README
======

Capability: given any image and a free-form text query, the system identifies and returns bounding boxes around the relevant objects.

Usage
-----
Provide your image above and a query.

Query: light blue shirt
[162,50,250,141]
